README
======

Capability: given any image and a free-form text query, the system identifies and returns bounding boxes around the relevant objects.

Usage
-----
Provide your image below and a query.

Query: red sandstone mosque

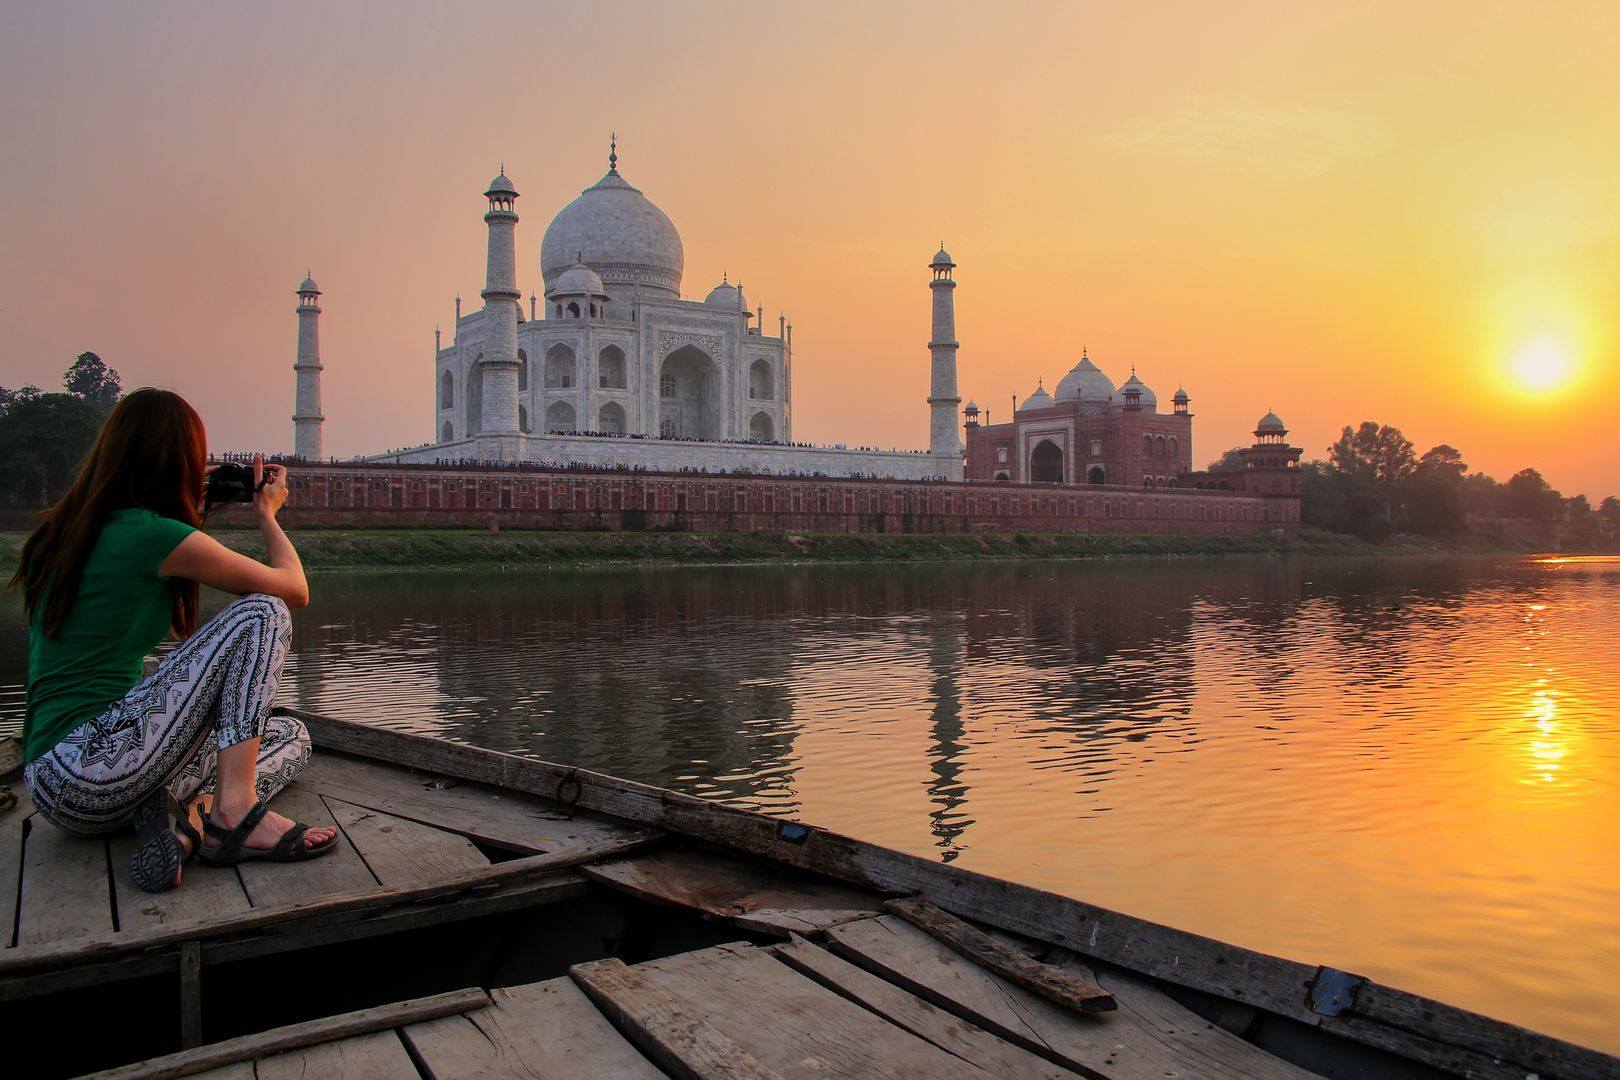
[961,345,1303,499]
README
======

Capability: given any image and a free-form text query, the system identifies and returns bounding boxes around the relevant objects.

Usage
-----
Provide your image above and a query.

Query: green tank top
[23,508,196,762]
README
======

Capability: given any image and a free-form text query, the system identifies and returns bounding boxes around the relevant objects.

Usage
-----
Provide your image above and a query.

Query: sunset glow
[1,3,1618,496]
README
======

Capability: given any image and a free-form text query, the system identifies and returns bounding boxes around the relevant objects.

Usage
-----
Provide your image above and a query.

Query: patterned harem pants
[24,593,311,836]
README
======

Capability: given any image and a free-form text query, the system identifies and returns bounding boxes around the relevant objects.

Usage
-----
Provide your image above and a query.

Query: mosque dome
[1115,373,1158,411]
[541,163,684,300]
[485,171,516,196]
[931,245,955,268]
[1020,385,1055,411]
[1173,386,1189,403]
[1053,352,1114,403]
[547,261,607,299]
[705,279,746,310]
[963,399,980,414]
[297,275,320,294]
[1257,410,1287,433]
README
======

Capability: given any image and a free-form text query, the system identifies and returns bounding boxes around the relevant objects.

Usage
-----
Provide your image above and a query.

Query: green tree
[1600,496,1620,533]
[1401,444,1469,536]
[1502,468,1563,521]
[0,392,102,506]
[63,351,121,413]
[1327,421,1416,526]
[0,384,42,415]
[1206,447,1246,472]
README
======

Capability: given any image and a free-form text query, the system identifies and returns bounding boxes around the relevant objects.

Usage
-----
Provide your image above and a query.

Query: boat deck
[11,707,1617,1080]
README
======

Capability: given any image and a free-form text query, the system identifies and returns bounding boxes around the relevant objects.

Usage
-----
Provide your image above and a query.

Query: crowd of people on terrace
[211,451,951,483]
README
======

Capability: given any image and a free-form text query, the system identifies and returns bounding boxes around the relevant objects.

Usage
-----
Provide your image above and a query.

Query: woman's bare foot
[210,799,336,852]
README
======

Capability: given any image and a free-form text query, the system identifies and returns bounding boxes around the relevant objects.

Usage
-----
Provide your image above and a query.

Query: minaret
[292,273,323,460]
[479,167,522,435]
[927,245,962,466]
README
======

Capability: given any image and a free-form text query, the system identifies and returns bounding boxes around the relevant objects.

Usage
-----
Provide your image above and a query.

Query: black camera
[204,462,270,510]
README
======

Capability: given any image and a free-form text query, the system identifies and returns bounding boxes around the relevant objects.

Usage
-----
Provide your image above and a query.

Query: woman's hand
[253,458,289,520]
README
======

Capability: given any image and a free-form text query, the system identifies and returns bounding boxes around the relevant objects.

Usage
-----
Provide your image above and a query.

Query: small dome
[296,275,320,294]
[1115,373,1158,411]
[705,279,745,310]
[963,400,980,414]
[1020,386,1055,411]
[547,261,607,299]
[1054,352,1114,403]
[485,170,517,196]
[1173,386,1189,403]
[931,245,955,268]
[1257,411,1287,433]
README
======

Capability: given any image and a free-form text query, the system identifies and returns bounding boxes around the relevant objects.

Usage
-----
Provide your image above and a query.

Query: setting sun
[1511,341,1577,394]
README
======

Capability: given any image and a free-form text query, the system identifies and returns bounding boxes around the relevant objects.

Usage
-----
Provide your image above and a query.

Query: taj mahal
[312,141,967,481]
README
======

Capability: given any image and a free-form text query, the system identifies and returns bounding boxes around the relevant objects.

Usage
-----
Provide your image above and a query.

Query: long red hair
[10,388,206,637]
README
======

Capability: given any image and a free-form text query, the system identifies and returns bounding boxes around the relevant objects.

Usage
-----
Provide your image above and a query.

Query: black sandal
[198,799,340,866]
[130,792,202,893]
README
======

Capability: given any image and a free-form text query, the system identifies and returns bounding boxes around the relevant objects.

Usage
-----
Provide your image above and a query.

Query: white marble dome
[1054,353,1114,403]
[1257,410,1287,433]
[541,167,684,299]
[705,279,745,309]
[1114,373,1157,411]
[1020,385,1055,411]
[296,275,319,294]
[547,261,607,299]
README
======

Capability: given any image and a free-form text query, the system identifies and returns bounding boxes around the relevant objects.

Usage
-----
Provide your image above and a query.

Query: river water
[3,554,1618,1053]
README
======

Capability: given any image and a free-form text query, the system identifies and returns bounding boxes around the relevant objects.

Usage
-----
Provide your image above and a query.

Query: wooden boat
[2,707,1614,1079]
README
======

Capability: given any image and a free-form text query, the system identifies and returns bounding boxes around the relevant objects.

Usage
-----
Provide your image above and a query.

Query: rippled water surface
[4,554,1618,1052]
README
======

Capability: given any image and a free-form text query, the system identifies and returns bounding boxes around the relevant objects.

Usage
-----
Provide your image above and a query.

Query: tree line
[0,353,122,507]
[1214,421,1618,546]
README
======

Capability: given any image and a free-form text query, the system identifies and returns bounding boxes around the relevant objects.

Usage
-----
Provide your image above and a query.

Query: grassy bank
[0,526,1538,573]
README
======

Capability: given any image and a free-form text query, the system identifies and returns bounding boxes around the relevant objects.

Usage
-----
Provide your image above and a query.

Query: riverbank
[0,526,1540,572]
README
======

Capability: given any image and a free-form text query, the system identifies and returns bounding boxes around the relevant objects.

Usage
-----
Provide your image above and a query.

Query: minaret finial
[722,268,728,283]
[609,132,617,173]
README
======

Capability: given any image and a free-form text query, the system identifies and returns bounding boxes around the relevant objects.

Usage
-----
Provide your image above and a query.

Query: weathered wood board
[234,783,378,908]
[629,942,987,1079]
[323,797,489,886]
[407,977,664,1079]
[298,751,655,854]
[581,847,882,937]
[253,1029,415,1080]
[108,832,252,932]
[827,915,1310,1080]
[773,935,1079,1079]
[571,955,787,1080]
[17,822,111,946]
[1,790,33,949]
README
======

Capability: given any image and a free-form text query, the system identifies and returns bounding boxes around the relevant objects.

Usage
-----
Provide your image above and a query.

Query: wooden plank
[298,750,656,854]
[295,708,1620,1080]
[570,955,788,1080]
[324,796,489,886]
[253,1029,417,1080]
[827,915,1309,1080]
[179,941,202,1049]
[84,986,489,1080]
[580,847,882,937]
[772,935,1076,1080]
[108,832,253,932]
[0,837,648,986]
[406,977,664,1079]
[886,896,1114,1013]
[630,942,986,1079]
[0,788,32,949]
[17,819,112,946]
[234,783,378,909]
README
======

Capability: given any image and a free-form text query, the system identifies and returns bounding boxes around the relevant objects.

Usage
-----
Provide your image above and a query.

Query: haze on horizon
[2,1,1616,498]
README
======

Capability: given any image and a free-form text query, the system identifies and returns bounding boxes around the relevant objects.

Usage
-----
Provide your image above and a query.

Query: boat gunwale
[268,707,1618,1080]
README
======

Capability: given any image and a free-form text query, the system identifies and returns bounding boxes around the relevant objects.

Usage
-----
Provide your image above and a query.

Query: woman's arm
[159,463,310,608]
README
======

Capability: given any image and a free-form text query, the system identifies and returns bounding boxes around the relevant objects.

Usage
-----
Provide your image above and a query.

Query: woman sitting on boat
[10,388,337,892]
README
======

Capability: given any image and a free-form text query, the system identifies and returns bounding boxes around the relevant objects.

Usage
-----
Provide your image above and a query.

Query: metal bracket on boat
[1307,966,1366,1017]
[553,770,581,820]
[776,822,810,844]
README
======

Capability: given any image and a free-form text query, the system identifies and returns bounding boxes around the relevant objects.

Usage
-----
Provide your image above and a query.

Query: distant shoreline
[0,527,1553,575]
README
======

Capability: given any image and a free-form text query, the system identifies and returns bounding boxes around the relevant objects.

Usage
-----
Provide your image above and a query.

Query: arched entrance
[598,401,626,435]
[658,345,721,440]
[1087,465,1106,485]
[544,400,576,433]
[1030,439,1063,483]
[749,411,775,441]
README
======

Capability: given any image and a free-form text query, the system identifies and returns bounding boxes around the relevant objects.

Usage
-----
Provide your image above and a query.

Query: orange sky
[1,2,1617,497]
